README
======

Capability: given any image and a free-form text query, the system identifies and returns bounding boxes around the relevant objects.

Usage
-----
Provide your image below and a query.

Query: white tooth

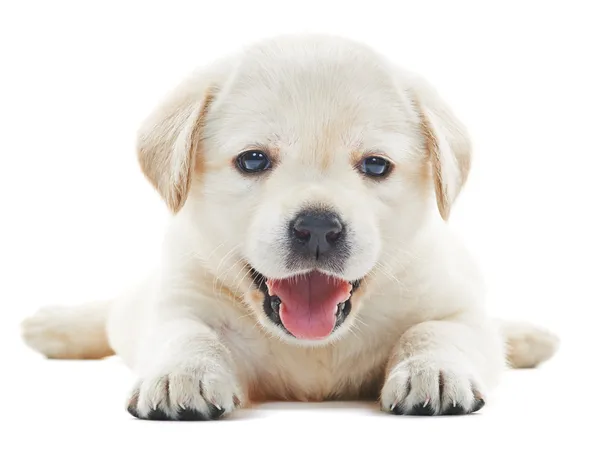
[340,302,346,311]
[265,280,274,296]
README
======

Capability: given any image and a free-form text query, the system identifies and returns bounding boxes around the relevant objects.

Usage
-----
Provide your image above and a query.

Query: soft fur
[21,35,559,419]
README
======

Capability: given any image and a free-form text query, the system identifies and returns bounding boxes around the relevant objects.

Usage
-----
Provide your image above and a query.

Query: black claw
[444,403,467,415]
[208,404,226,420]
[127,405,139,418]
[126,391,140,418]
[177,408,208,421]
[390,404,406,415]
[147,407,171,421]
[472,398,485,413]
[409,402,436,416]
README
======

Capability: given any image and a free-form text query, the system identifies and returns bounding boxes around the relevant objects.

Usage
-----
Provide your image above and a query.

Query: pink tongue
[266,271,352,340]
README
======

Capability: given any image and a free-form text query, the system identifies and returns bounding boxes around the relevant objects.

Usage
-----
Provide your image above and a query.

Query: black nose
[290,210,344,260]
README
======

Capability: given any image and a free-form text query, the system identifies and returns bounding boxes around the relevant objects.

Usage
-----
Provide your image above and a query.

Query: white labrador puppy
[22,35,558,420]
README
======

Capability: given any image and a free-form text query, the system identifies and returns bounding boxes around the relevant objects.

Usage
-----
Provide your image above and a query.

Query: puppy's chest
[242,336,394,402]
[217,306,409,402]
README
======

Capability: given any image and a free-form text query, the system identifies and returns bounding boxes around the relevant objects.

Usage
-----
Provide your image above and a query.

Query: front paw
[380,357,486,416]
[126,364,243,421]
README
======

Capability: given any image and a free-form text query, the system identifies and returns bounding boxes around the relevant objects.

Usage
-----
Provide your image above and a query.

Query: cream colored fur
[21,35,558,419]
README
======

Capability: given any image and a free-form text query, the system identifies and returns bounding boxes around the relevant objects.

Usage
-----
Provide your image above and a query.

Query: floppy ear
[409,75,472,220]
[137,73,217,213]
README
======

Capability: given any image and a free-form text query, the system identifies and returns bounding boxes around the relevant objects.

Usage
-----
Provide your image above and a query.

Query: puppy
[22,35,559,419]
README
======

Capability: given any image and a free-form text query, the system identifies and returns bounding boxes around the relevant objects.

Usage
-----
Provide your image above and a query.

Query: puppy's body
[22,35,558,419]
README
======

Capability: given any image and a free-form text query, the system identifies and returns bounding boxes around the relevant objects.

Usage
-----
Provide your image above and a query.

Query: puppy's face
[138,36,471,345]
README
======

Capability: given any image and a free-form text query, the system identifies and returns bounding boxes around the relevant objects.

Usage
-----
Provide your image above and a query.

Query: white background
[1,1,598,448]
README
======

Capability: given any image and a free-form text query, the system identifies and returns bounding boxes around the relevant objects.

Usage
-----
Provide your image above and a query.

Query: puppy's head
[137,36,471,345]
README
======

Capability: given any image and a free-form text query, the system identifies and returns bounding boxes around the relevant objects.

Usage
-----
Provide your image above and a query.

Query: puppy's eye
[359,156,392,178]
[237,151,271,173]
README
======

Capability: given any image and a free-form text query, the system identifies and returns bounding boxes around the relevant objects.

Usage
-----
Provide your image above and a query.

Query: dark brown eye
[237,150,271,173]
[359,156,391,177]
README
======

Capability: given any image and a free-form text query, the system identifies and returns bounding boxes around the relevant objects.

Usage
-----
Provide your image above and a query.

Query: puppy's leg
[125,309,244,421]
[380,315,504,416]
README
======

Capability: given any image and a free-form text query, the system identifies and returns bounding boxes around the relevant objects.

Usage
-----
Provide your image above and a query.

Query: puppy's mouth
[251,269,360,340]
